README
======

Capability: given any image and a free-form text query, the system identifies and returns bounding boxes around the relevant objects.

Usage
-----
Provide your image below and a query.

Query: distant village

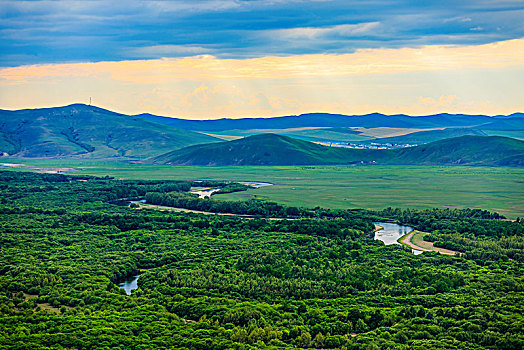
[323,141,419,150]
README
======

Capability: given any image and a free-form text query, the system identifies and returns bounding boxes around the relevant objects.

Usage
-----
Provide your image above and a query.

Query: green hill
[392,135,524,166]
[150,134,524,167]
[149,134,385,166]
[0,104,218,158]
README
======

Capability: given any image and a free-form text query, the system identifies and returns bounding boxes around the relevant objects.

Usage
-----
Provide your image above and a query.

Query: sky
[0,0,523,119]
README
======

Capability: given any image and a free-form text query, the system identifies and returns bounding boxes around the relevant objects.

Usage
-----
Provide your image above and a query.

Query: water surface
[117,275,140,295]
[236,181,274,188]
[374,222,423,255]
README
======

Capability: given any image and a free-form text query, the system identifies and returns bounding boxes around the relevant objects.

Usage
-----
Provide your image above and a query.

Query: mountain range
[136,111,524,131]
[137,110,524,144]
[0,104,523,166]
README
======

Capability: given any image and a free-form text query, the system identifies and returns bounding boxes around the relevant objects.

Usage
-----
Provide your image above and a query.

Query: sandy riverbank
[399,230,458,256]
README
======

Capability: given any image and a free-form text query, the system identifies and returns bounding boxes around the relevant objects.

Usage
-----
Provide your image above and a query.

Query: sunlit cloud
[0,39,523,118]
[2,38,523,85]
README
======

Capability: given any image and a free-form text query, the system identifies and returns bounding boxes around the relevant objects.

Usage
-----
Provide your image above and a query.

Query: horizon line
[1,102,522,120]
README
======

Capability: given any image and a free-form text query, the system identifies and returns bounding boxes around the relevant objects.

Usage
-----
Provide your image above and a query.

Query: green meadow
[2,158,523,217]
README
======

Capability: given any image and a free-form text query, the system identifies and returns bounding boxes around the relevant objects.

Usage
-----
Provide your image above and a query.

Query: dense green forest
[0,170,523,349]
[145,192,523,262]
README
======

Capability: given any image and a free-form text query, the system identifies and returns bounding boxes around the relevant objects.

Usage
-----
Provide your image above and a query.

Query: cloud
[379,95,501,116]
[1,0,523,66]
[269,22,381,40]
[415,95,493,113]
[444,16,472,23]
[2,38,523,85]
[126,45,211,58]
[141,82,277,117]
[1,37,523,118]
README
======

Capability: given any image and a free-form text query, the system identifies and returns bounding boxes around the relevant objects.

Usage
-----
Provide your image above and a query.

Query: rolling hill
[0,104,218,158]
[2,104,522,160]
[392,135,524,166]
[137,111,524,144]
[149,134,524,167]
[149,134,384,166]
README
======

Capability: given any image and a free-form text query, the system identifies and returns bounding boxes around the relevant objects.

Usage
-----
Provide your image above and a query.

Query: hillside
[392,135,524,166]
[0,104,218,158]
[149,134,385,166]
[1,104,522,160]
[150,134,524,167]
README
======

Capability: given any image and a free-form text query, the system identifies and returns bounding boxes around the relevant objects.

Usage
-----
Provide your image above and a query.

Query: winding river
[374,222,423,255]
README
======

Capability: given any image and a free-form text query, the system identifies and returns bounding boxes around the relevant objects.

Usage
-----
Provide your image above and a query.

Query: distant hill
[479,117,524,131]
[136,112,521,131]
[369,128,488,145]
[149,134,524,167]
[2,103,522,160]
[0,104,218,158]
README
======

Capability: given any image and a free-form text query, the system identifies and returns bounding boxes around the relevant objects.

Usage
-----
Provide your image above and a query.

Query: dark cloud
[0,0,523,66]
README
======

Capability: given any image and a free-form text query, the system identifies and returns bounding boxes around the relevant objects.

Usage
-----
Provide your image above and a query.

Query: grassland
[2,158,523,217]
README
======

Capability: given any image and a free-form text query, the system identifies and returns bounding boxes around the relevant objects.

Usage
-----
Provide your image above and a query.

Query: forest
[0,170,523,349]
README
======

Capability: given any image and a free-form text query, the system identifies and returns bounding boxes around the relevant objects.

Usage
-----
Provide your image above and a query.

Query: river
[117,275,140,295]
[374,222,423,255]
[191,181,274,199]
[236,181,273,188]
[191,188,221,199]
